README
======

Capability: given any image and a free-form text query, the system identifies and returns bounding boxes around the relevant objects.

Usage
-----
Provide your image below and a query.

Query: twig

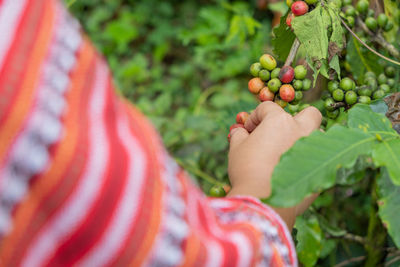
[284,38,301,67]
[174,158,225,186]
[356,17,400,60]
[330,101,347,110]
[334,255,366,267]
[386,255,400,266]
[327,233,368,245]
[340,18,400,66]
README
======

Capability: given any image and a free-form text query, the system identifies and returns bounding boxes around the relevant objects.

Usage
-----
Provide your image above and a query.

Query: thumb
[229,127,249,151]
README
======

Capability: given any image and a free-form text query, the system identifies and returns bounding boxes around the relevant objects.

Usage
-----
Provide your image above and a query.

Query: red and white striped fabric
[0,0,297,266]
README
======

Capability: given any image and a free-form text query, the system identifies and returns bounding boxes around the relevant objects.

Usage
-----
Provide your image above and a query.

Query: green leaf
[373,139,400,185]
[370,99,389,115]
[348,104,397,138]
[292,6,328,67]
[377,168,400,248]
[271,12,296,62]
[295,216,322,267]
[264,125,376,207]
[336,155,374,185]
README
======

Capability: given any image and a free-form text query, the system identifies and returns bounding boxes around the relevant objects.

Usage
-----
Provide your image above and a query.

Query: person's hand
[227,101,322,229]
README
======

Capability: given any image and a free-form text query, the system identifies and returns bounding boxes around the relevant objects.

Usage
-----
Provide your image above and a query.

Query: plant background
[64,0,400,266]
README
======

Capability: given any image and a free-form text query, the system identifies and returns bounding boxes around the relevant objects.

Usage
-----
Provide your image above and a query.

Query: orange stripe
[129,176,163,267]
[179,233,201,267]
[0,41,94,262]
[0,1,54,162]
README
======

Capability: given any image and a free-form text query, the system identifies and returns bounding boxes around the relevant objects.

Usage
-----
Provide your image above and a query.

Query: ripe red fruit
[291,1,309,16]
[286,13,294,27]
[236,112,249,124]
[229,123,245,132]
[259,87,275,102]
[248,77,265,94]
[279,66,295,83]
[279,84,295,102]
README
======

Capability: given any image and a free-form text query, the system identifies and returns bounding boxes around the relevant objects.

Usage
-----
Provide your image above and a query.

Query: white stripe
[21,62,110,267]
[0,0,28,71]
[77,113,148,267]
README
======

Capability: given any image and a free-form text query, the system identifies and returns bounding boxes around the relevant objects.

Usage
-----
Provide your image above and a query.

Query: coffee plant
[67,0,400,265]
[222,0,400,266]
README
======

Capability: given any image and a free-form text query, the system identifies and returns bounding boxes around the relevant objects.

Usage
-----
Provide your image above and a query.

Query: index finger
[244,101,284,132]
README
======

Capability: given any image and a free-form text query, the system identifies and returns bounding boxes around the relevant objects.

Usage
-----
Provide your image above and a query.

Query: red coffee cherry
[236,112,249,124]
[279,84,296,102]
[291,1,309,16]
[248,77,265,94]
[259,87,275,102]
[279,65,295,83]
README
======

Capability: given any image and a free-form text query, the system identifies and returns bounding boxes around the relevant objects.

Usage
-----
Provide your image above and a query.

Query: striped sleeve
[0,0,298,266]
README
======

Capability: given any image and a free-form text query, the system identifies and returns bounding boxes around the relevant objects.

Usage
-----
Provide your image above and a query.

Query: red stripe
[0,0,44,126]
[45,76,129,266]
[108,103,164,266]
[8,54,96,266]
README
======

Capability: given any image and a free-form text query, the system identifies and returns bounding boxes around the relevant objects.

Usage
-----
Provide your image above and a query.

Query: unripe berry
[384,21,394,32]
[347,16,355,27]
[248,77,265,94]
[367,8,375,18]
[286,12,294,27]
[385,66,396,78]
[345,91,357,105]
[342,0,352,5]
[332,89,344,101]
[328,81,339,93]
[259,69,271,81]
[377,73,388,85]
[373,89,385,100]
[250,63,262,77]
[259,87,275,102]
[324,98,336,111]
[230,123,245,132]
[364,71,376,79]
[268,78,282,93]
[286,0,293,7]
[356,0,369,14]
[209,185,226,197]
[260,54,277,70]
[294,65,307,80]
[279,65,295,83]
[293,79,303,90]
[358,95,371,104]
[321,90,331,100]
[288,104,299,113]
[305,0,318,4]
[302,78,312,91]
[271,68,281,79]
[365,78,378,90]
[358,87,372,97]
[327,109,340,119]
[379,84,391,93]
[340,77,355,91]
[344,6,356,17]
[295,91,303,101]
[274,98,288,108]
[365,17,378,31]
[299,103,310,111]
[387,78,395,87]
[291,1,309,16]
[236,112,249,124]
[279,84,295,102]
[377,13,388,28]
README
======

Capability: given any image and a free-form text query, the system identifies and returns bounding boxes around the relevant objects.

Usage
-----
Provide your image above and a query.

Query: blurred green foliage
[67,0,273,191]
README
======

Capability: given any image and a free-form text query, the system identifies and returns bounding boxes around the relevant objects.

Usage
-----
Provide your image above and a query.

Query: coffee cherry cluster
[323,66,395,119]
[286,0,317,27]
[342,0,393,32]
[249,54,312,113]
